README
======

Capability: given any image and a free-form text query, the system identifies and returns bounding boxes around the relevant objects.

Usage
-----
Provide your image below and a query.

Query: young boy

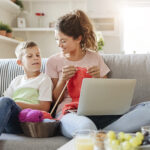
[0,41,53,135]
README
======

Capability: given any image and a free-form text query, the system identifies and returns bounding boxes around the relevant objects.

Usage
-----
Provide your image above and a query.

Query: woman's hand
[87,66,100,78]
[61,65,77,81]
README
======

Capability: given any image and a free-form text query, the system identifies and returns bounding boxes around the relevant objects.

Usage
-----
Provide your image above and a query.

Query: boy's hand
[87,66,100,78]
[61,66,76,81]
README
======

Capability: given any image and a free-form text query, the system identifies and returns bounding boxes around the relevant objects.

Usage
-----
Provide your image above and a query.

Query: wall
[87,0,123,54]
[0,7,18,25]
[35,0,123,55]
[12,0,87,58]
[0,41,16,58]
[6,0,123,58]
[23,0,87,28]
[0,2,20,58]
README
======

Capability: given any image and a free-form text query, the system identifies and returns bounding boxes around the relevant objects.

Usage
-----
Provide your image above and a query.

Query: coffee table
[57,139,150,150]
[57,139,75,150]
[57,139,102,150]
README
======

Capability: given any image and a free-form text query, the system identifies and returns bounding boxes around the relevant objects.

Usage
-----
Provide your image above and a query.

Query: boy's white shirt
[4,73,53,104]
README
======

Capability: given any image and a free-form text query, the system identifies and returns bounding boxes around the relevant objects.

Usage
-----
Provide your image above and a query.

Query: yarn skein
[26,110,43,122]
[19,108,32,122]
[19,109,43,122]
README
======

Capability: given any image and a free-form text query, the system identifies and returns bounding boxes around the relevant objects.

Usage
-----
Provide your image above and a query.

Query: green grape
[136,137,142,146]
[111,139,120,146]
[111,144,121,150]
[124,133,132,141]
[118,132,125,141]
[110,139,120,150]
[121,141,132,150]
[129,137,141,147]
[136,132,144,141]
[106,131,142,150]
[107,131,116,140]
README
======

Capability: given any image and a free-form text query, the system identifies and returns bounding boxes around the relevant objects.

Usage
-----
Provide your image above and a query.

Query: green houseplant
[5,24,13,38]
[15,0,24,10]
[96,32,104,51]
[11,0,17,3]
[0,22,7,36]
[0,22,13,38]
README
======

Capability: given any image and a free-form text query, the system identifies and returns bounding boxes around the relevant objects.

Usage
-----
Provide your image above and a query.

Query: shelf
[12,28,55,32]
[0,0,20,14]
[0,35,20,44]
[101,31,120,37]
[22,0,70,2]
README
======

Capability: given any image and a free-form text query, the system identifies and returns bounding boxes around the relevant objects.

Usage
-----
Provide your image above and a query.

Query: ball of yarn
[41,111,53,119]
[19,108,32,122]
[26,110,43,122]
[43,119,56,123]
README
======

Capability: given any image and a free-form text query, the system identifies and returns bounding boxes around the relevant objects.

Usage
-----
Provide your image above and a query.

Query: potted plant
[96,32,104,51]
[11,0,17,3]
[15,0,24,10]
[0,22,6,36]
[5,25,13,38]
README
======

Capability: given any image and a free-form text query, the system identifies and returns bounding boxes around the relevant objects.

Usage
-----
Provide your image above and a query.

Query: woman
[46,9,110,138]
[46,9,150,139]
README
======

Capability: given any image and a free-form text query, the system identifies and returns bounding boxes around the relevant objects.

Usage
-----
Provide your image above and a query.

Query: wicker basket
[21,120,60,138]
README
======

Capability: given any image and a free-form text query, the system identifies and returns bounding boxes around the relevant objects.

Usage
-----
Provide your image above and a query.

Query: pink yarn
[25,110,43,122]
[19,108,32,122]
[19,109,43,123]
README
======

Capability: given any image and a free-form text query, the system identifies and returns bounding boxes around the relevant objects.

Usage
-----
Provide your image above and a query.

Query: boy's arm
[16,101,51,112]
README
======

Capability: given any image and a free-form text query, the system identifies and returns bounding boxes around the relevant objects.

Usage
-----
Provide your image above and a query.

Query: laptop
[77,78,136,116]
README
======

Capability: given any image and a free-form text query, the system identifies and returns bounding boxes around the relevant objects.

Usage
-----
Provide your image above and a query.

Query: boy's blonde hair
[15,41,38,60]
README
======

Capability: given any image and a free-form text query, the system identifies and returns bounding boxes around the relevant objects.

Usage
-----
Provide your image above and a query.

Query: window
[123,6,150,54]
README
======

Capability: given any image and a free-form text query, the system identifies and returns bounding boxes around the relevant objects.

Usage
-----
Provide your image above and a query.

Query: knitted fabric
[19,108,32,122]
[62,67,92,115]
[41,111,53,119]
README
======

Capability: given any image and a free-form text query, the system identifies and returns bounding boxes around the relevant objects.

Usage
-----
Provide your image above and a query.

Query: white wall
[0,3,20,58]
[0,8,18,25]
[87,0,123,54]
[0,41,17,58]
[5,0,124,58]
[34,0,123,55]
[23,0,87,28]
[13,0,88,58]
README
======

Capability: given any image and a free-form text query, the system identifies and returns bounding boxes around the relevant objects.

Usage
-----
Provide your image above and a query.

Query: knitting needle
[50,80,69,116]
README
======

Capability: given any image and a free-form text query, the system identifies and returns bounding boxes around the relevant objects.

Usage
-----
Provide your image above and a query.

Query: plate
[96,130,150,149]
[139,144,150,149]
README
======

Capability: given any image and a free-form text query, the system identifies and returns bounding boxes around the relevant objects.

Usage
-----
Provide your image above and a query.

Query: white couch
[0,54,150,150]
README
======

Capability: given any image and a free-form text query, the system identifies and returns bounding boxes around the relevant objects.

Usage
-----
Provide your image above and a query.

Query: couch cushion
[0,133,69,150]
[102,54,150,105]
[1,54,150,105]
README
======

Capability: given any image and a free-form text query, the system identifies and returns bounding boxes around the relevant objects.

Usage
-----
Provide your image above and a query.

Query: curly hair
[56,10,97,51]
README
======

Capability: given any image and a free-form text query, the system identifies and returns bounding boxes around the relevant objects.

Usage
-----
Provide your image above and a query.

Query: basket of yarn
[19,108,60,138]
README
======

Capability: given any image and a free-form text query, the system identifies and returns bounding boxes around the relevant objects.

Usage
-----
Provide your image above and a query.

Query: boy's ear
[17,60,22,66]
